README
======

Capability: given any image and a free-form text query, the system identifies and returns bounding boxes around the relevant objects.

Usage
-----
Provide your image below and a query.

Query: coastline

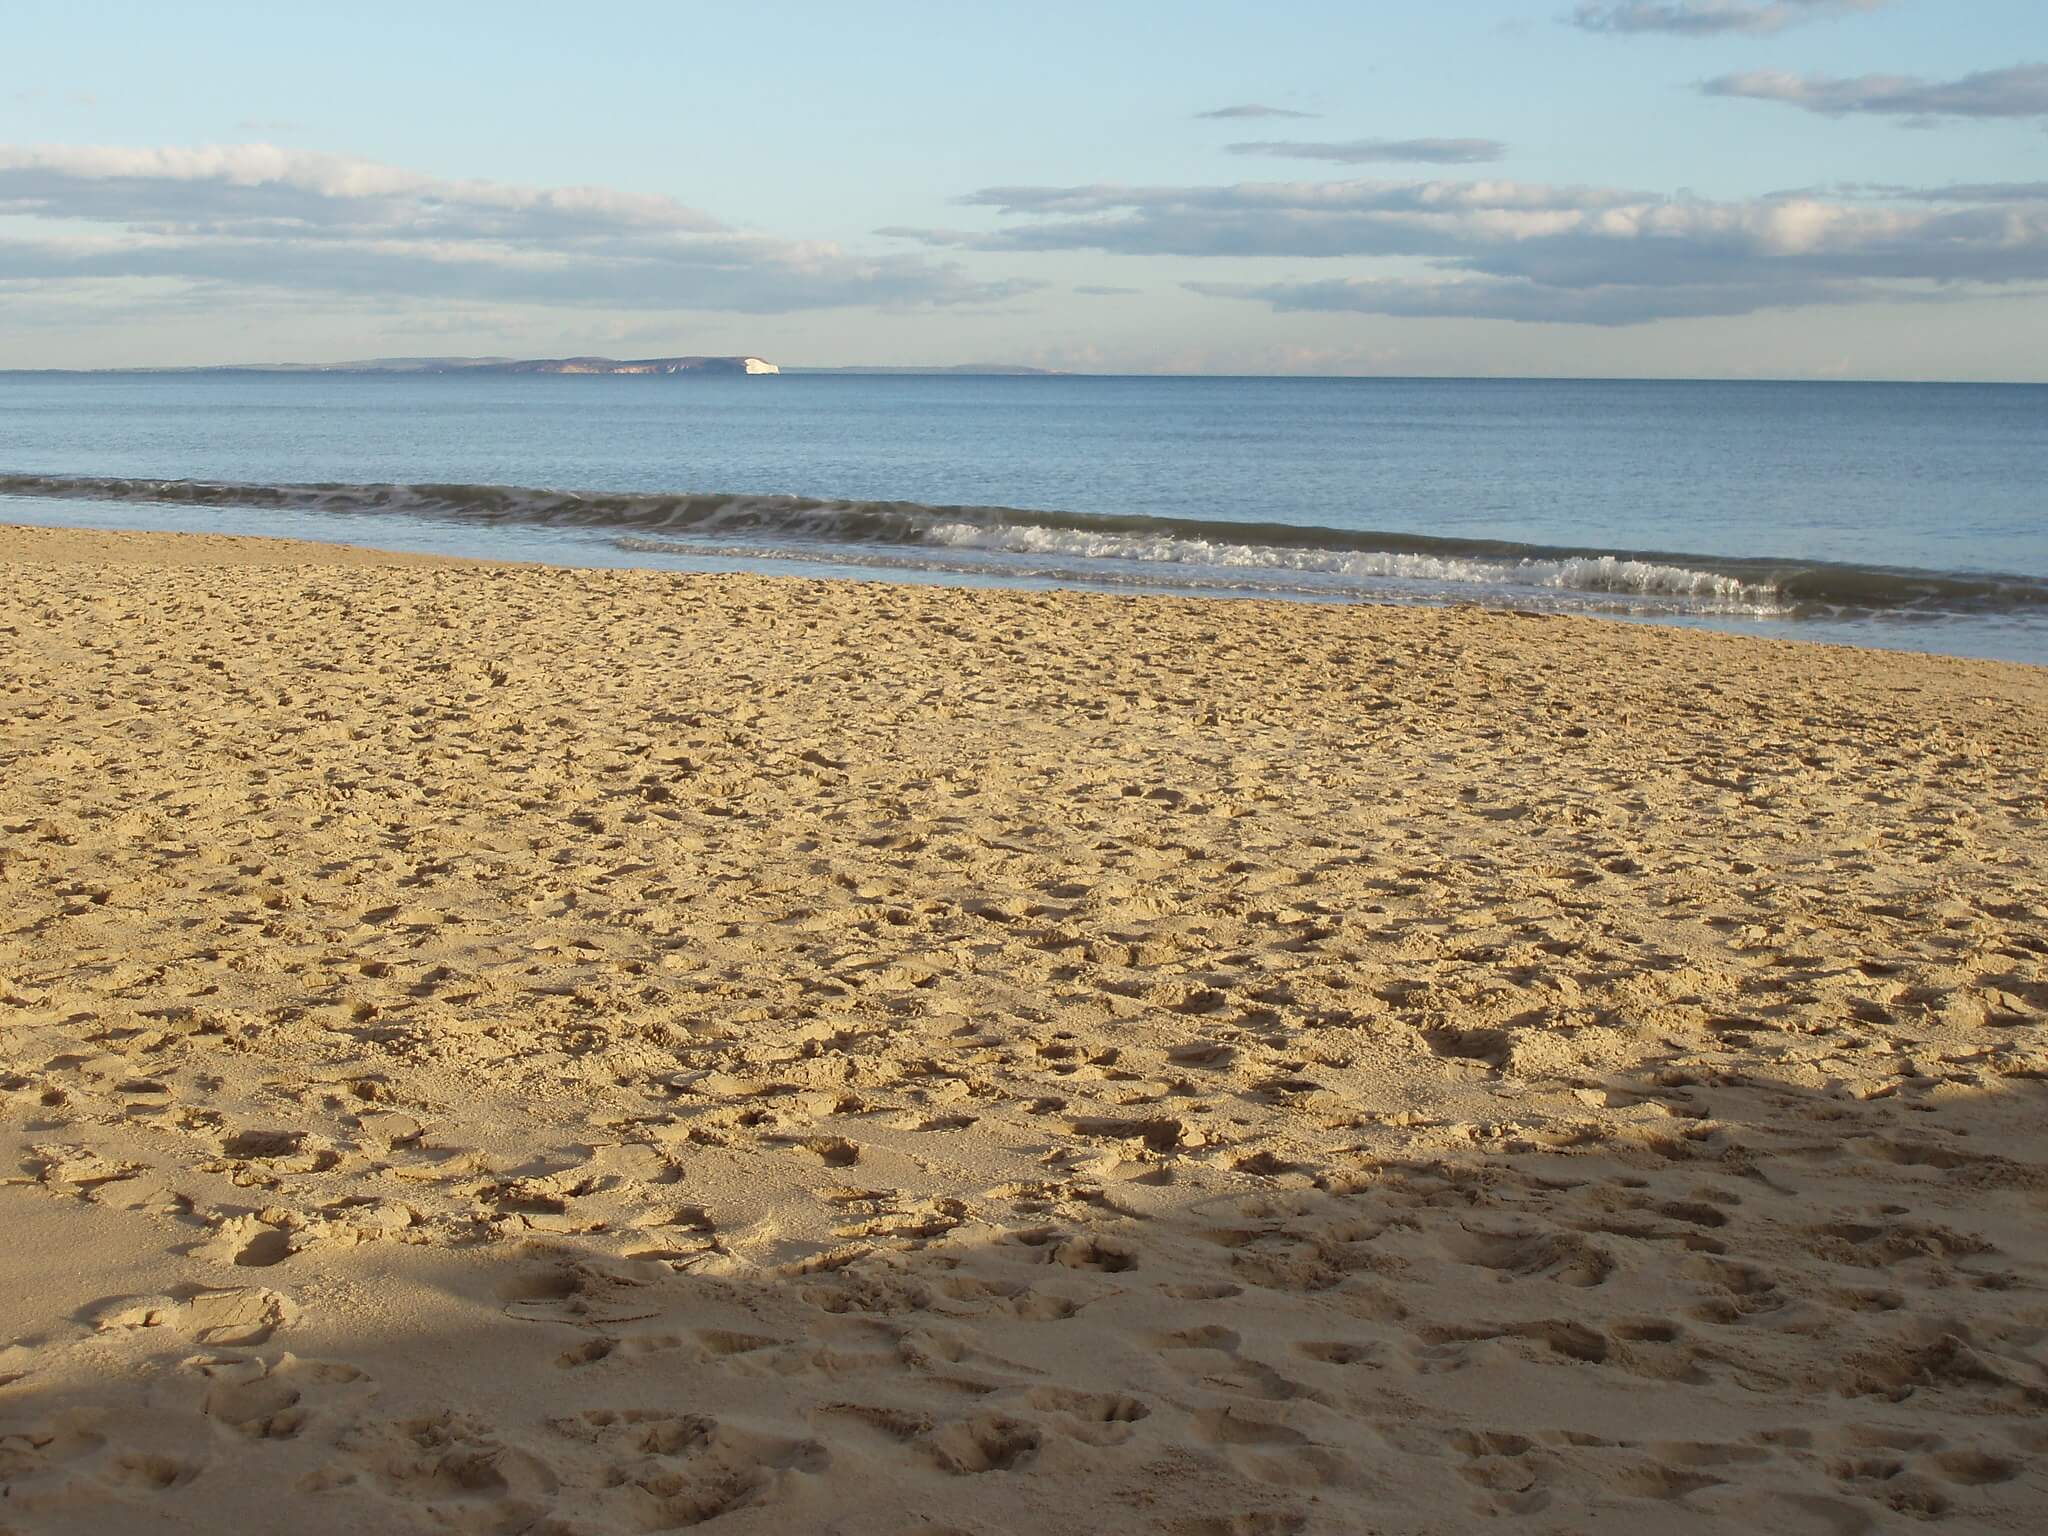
[7,371,2046,669]
[4,524,2046,1531]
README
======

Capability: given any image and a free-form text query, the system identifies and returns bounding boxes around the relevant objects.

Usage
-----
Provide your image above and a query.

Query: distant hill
[21,355,1073,377]
[79,355,780,376]
[468,356,780,376]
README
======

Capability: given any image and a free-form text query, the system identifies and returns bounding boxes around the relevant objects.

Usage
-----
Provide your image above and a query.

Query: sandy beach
[3,522,2045,1534]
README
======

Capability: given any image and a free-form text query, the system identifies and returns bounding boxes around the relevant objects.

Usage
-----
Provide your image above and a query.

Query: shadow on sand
[3,1048,2046,1536]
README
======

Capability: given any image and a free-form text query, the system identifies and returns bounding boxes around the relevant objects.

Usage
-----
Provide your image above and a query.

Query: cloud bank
[1194,104,1318,120]
[1703,63,2048,123]
[1865,180,2048,203]
[886,176,2048,325]
[0,143,1033,317]
[1570,1,1883,36]
[1227,137,1508,165]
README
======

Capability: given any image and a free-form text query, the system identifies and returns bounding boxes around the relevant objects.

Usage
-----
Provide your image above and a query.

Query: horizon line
[4,363,2048,386]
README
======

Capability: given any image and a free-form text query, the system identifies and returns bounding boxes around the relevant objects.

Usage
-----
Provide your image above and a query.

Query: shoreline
[10,369,2048,385]
[4,524,2046,1532]
[4,516,2044,672]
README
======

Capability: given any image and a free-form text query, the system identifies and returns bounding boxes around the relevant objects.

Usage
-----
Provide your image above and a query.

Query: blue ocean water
[2,371,2045,663]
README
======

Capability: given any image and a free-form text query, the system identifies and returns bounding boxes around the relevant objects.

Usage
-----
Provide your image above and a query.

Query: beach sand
[3,523,2045,1534]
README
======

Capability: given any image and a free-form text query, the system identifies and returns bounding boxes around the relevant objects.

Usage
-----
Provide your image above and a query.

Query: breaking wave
[5,471,2045,619]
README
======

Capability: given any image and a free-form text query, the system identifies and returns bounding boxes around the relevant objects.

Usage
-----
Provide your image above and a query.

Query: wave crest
[4,471,2042,618]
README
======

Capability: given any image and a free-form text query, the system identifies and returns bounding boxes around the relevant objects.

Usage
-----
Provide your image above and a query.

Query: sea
[2,371,2045,665]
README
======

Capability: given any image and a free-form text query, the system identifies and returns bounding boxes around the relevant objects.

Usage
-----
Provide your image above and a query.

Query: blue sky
[3,0,2045,375]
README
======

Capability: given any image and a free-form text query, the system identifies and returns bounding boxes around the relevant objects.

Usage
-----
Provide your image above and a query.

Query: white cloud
[882,176,2048,325]
[1860,181,2048,203]
[951,180,1646,217]
[1188,274,1872,325]
[1194,104,1318,120]
[0,143,1033,317]
[1227,138,1508,166]
[1702,63,2048,123]
[1571,1,1884,37]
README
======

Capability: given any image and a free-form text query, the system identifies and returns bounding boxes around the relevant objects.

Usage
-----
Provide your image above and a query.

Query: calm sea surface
[3,372,2044,663]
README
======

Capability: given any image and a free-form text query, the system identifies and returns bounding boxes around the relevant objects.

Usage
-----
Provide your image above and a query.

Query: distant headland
[463,355,781,375]
[102,355,784,376]
[18,356,1069,377]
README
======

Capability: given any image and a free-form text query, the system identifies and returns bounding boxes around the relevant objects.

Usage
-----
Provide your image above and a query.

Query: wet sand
[3,523,2046,1533]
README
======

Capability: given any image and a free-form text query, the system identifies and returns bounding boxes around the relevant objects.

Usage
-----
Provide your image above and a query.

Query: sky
[2,0,2045,377]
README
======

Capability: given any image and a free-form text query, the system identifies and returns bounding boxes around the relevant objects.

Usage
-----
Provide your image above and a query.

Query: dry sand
[3,523,2046,1535]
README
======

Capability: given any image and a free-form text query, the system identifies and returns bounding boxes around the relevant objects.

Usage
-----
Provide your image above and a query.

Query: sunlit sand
[4,525,2045,1532]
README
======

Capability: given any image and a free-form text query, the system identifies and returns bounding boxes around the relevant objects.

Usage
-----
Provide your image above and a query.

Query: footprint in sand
[24,1142,150,1200]
[1682,1256,1783,1324]
[1157,1323,1241,1353]
[1440,1227,1614,1288]
[1047,1234,1137,1273]
[189,1212,296,1268]
[768,1134,860,1167]
[552,1409,828,1527]
[1026,1387,1151,1445]
[0,1412,110,1505]
[189,1352,370,1440]
[819,1401,935,1447]
[556,1325,771,1369]
[1166,1040,1237,1070]
[496,1250,665,1325]
[1163,1516,1307,1536]
[102,1452,205,1492]
[1195,1409,1354,1492]
[1444,1429,1553,1515]
[95,1286,298,1346]
[927,1414,1043,1474]
[218,1127,340,1175]
[1193,1408,1310,1448]
[310,1408,559,1512]
[1293,1340,1383,1367]
[1925,1448,2021,1486]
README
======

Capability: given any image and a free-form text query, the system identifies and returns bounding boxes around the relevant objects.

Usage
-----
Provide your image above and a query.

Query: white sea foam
[922,521,1783,612]
[11,472,2036,620]
[610,534,1789,618]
